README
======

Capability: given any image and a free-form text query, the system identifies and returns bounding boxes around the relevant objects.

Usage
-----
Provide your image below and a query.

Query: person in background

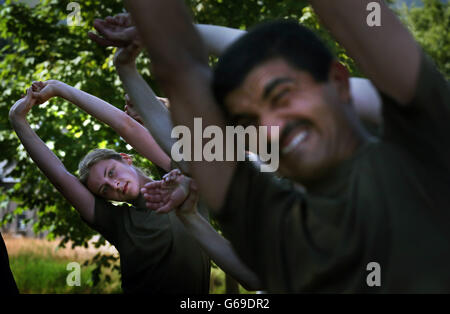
[9,77,261,292]
[0,232,19,295]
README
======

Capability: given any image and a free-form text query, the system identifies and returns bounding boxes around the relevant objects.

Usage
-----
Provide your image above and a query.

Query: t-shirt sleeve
[214,161,299,282]
[84,196,125,246]
[381,51,450,173]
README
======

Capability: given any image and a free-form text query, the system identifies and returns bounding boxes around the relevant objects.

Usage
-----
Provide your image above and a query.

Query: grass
[5,234,121,294]
[10,252,122,293]
[4,234,252,294]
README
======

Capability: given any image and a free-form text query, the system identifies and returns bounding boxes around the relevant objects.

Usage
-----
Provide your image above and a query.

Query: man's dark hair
[212,20,334,119]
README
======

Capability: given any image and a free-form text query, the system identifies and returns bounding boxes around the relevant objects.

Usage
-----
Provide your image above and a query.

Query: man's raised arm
[310,0,421,105]
[124,0,235,212]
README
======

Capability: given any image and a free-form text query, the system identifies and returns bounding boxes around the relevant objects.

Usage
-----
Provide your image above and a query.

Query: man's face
[224,58,352,181]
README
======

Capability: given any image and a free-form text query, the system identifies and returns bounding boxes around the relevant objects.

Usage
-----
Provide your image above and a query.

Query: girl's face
[86,158,141,202]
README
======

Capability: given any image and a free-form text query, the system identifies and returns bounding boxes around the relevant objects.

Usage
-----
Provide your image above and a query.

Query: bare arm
[41,80,171,172]
[113,44,187,173]
[90,17,188,173]
[123,0,235,213]
[350,77,382,125]
[310,0,421,105]
[9,87,95,223]
[195,24,245,56]
[179,210,262,291]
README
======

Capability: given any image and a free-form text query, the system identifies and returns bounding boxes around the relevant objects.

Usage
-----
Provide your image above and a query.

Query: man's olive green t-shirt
[216,52,450,293]
[90,197,211,294]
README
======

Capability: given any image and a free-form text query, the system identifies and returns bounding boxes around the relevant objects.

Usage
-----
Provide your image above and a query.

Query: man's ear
[119,153,133,165]
[328,60,351,104]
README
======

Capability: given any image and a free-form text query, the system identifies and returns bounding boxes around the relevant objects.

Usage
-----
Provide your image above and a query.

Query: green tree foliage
[186,0,307,27]
[0,0,153,285]
[399,0,449,79]
[0,0,447,288]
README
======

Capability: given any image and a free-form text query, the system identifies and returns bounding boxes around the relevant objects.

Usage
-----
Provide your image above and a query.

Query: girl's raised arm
[39,80,171,172]
[9,85,95,223]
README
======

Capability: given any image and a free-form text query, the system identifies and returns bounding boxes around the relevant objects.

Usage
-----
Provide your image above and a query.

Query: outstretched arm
[34,80,171,172]
[178,204,263,291]
[350,77,382,125]
[310,0,421,105]
[195,24,245,56]
[90,15,189,173]
[122,0,234,213]
[9,86,95,223]
[113,44,186,172]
